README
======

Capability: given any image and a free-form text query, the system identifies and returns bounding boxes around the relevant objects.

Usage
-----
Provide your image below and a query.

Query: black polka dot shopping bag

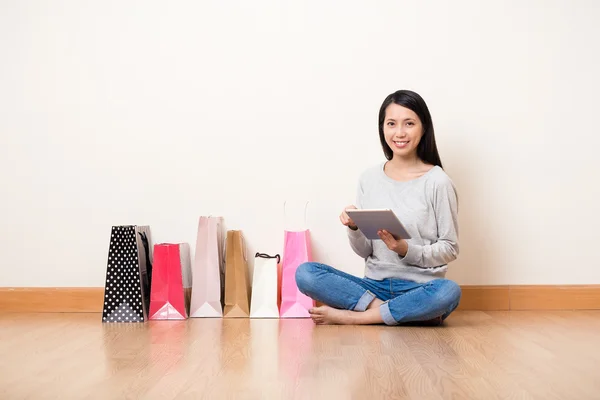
[101,225,153,323]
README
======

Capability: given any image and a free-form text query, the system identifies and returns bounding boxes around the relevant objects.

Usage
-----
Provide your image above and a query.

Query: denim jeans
[295,262,461,325]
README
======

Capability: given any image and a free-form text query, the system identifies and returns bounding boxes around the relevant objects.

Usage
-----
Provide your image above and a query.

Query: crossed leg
[295,262,461,326]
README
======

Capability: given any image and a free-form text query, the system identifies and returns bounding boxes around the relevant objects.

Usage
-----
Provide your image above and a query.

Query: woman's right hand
[340,205,358,230]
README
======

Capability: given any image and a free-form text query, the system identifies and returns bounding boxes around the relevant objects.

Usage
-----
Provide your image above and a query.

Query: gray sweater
[348,163,459,283]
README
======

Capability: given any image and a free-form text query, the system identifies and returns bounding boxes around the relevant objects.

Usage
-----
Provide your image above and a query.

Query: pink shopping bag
[190,216,225,318]
[149,243,191,320]
[280,201,315,318]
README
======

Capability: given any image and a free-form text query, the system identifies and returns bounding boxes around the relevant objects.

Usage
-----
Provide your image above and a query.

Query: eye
[387,122,395,127]
[406,122,415,127]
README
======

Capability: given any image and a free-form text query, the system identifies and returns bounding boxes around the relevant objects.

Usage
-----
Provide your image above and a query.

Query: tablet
[345,209,411,241]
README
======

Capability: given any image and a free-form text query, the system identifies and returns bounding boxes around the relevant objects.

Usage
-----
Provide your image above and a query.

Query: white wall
[1,0,599,287]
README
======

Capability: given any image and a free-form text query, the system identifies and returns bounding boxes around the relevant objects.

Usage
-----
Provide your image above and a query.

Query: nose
[394,129,407,138]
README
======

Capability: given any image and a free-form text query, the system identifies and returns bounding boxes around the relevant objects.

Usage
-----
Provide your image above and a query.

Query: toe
[311,307,326,316]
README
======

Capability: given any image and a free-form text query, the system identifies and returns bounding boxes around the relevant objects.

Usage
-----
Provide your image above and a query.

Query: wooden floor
[2,311,600,399]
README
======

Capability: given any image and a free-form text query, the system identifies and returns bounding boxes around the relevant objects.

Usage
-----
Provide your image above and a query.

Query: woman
[295,89,461,326]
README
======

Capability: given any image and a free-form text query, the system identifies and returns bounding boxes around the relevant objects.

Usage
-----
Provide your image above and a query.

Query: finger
[378,230,394,247]
[384,231,397,245]
[382,230,395,241]
[377,230,388,243]
[340,213,350,226]
[342,214,356,228]
[384,230,399,240]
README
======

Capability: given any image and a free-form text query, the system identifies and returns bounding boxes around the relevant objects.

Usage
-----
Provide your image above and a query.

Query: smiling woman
[379,90,443,170]
[295,90,461,327]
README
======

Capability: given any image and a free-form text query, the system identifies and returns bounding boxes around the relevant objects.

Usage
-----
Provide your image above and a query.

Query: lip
[392,140,409,149]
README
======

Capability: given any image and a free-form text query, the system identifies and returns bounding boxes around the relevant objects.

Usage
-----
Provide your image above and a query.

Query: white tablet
[346,209,411,241]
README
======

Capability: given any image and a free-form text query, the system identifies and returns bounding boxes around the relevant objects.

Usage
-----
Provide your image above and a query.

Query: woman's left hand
[378,230,408,257]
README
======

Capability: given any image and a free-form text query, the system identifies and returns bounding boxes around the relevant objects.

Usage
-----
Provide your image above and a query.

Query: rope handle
[255,252,281,264]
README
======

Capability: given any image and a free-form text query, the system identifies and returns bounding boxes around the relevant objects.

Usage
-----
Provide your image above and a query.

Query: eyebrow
[386,118,415,122]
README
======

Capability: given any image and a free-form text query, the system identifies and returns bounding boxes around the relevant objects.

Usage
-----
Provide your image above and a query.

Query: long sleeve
[401,178,459,268]
[347,178,373,258]
[348,227,372,258]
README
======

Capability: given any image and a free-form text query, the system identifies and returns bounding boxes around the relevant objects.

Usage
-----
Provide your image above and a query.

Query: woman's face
[383,103,423,159]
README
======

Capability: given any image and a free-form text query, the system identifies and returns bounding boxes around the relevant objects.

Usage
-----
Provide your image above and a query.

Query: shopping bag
[280,230,315,318]
[190,216,225,318]
[279,201,315,318]
[249,253,281,318]
[280,201,315,318]
[149,243,192,320]
[223,230,251,318]
[102,225,153,323]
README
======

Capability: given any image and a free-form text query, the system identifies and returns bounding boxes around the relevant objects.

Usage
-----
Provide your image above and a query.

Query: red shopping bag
[149,243,191,320]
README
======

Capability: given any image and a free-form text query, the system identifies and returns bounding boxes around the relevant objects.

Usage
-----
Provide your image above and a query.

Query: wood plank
[1,311,600,399]
[510,285,600,310]
[0,288,104,313]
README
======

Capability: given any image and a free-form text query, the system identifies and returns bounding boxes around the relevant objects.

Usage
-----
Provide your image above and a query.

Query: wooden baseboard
[0,288,105,313]
[457,285,600,311]
[456,285,511,311]
[1,286,600,313]
[509,285,600,310]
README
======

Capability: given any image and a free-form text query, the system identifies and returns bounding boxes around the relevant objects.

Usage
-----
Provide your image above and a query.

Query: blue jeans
[295,262,461,325]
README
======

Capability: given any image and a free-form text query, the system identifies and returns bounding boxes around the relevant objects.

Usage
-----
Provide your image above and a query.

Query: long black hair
[378,90,443,168]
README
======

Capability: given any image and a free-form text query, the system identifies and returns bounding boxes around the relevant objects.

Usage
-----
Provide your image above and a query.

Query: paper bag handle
[255,252,281,264]
[283,200,309,229]
[138,231,153,286]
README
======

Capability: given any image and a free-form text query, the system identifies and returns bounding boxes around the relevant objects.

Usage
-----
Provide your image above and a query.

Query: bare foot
[308,304,385,325]
[308,305,353,325]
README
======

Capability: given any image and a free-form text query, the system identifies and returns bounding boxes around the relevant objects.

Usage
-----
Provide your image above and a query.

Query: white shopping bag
[190,216,226,318]
[249,253,281,318]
